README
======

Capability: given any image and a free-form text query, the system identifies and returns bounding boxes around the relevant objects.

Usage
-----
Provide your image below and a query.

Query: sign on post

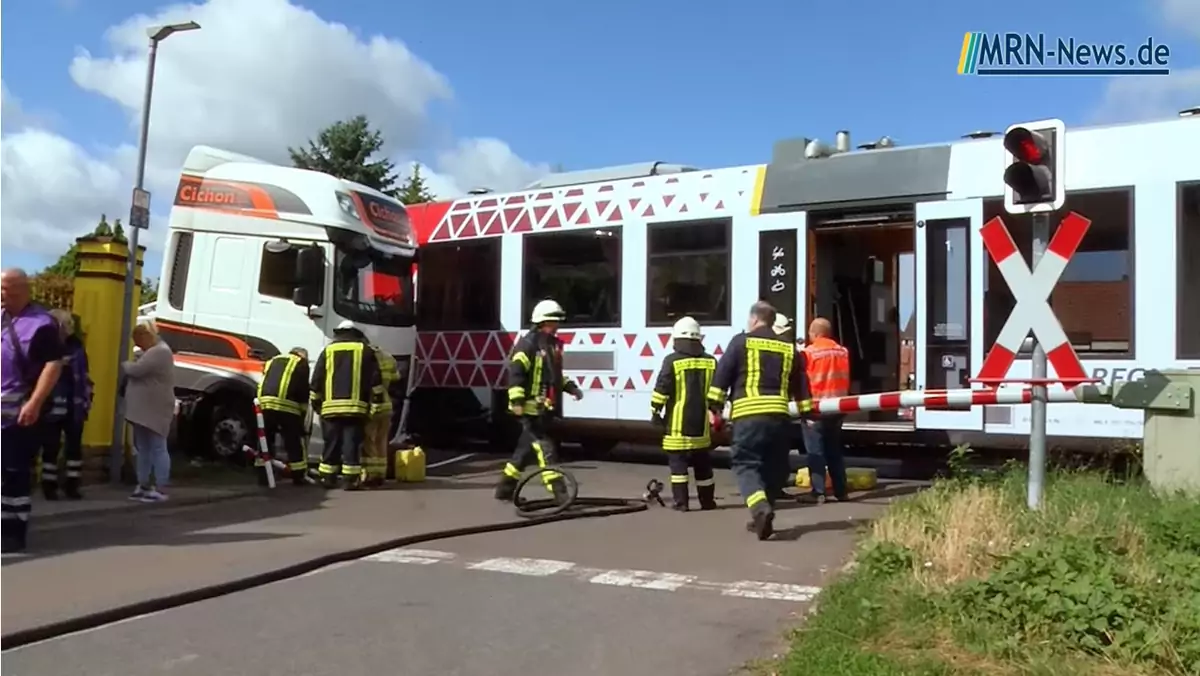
[130,188,152,229]
[976,212,1092,387]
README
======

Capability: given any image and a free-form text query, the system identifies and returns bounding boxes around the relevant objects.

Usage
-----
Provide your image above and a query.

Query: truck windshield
[333,245,415,327]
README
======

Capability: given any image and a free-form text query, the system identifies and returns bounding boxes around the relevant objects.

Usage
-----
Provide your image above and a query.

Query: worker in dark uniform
[2,268,64,553]
[707,301,796,540]
[650,316,718,512]
[766,312,799,501]
[493,299,583,504]
[256,347,311,487]
[796,317,851,504]
[310,320,382,490]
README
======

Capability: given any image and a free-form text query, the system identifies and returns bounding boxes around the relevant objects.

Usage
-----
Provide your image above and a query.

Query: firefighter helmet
[773,313,792,335]
[530,299,566,324]
[670,316,702,340]
[335,319,358,332]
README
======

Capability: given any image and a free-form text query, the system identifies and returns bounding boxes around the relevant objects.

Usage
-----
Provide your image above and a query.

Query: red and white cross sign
[977,211,1092,387]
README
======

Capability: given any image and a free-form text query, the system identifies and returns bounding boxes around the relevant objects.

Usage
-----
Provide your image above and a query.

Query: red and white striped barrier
[249,398,276,489]
[787,386,1083,418]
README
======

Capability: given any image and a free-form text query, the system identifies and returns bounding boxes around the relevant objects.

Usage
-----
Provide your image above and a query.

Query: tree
[288,115,398,193]
[394,163,437,205]
[142,277,160,300]
[44,214,128,277]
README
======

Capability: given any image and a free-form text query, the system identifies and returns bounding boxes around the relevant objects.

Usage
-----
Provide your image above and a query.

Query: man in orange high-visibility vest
[796,317,851,504]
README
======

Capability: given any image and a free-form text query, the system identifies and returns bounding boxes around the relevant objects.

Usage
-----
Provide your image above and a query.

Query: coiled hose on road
[0,465,646,650]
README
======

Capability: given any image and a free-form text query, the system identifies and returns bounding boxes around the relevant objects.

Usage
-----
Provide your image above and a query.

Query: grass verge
[767,467,1200,676]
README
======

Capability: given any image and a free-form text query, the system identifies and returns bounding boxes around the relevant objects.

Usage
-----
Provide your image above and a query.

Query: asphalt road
[2,456,909,675]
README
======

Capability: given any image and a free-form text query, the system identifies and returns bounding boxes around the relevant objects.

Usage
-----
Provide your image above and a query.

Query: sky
[1,0,1198,286]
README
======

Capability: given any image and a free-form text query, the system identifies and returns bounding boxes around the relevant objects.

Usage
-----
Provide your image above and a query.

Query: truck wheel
[207,400,254,461]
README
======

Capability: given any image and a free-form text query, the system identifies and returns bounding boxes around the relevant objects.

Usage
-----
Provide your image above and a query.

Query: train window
[1178,182,1200,359]
[646,219,731,326]
[257,245,298,300]
[522,227,622,326]
[417,239,501,330]
[983,188,1135,357]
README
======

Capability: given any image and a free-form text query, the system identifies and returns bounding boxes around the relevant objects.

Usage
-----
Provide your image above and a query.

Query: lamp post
[109,21,201,484]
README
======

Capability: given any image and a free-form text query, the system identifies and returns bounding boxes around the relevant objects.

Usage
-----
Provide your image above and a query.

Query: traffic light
[1002,118,1065,215]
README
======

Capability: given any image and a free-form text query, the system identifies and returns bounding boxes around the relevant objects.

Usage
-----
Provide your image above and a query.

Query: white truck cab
[153,145,417,459]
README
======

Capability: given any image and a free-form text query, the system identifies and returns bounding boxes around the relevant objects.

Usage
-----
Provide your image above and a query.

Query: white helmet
[671,316,702,340]
[530,299,566,324]
[773,313,792,335]
[335,319,358,332]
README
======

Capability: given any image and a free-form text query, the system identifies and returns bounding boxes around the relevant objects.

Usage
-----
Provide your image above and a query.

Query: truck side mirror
[292,245,325,308]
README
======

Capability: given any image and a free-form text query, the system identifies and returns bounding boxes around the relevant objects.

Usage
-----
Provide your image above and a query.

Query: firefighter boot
[494,477,517,502]
[63,476,83,500]
[749,504,775,541]
[697,483,717,511]
[551,479,572,506]
[671,482,690,512]
[41,480,59,501]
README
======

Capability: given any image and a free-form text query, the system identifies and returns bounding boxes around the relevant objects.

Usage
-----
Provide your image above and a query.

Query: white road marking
[718,581,821,603]
[588,569,695,591]
[468,556,577,576]
[363,547,821,603]
[426,453,476,469]
[365,549,458,565]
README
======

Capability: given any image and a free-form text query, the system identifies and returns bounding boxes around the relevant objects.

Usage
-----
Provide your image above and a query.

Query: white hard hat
[773,313,792,335]
[335,319,358,332]
[530,299,566,324]
[671,316,702,340]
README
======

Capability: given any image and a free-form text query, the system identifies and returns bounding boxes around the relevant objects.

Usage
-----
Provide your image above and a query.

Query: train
[403,108,1200,453]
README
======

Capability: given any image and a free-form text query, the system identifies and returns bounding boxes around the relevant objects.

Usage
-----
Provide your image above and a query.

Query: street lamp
[109,21,201,484]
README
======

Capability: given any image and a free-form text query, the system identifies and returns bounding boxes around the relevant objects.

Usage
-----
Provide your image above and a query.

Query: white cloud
[1091,1,1200,122]
[1,0,546,261]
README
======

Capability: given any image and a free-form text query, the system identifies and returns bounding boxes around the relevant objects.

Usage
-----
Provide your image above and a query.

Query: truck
[152,146,418,459]
[404,109,1200,454]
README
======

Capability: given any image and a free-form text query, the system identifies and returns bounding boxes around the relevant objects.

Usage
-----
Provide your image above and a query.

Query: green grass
[759,465,1200,676]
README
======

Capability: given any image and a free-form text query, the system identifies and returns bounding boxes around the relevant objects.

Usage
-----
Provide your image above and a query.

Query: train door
[914,199,985,431]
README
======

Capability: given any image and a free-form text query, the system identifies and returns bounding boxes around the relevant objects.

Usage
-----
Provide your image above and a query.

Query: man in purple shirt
[2,269,64,553]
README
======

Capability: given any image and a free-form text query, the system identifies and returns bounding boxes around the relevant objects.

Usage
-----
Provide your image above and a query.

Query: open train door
[913,198,986,432]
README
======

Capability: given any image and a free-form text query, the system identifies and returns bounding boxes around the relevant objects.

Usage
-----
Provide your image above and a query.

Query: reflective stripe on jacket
[708,327,795,420]
[371,347,400,416]
[508,330,579,416]
[651,351,718,451]
[802,337,850,399]
[258,353,310,415]
[309,340,381,419]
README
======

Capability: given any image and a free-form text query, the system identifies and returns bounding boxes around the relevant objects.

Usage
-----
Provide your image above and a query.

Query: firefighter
[707,301,797,540]
[310,320,382,490]
[363,340,399,488]
[797,317,851,504]
[256,347,311,487]
[650,316,718,512]
[493,299,583,503]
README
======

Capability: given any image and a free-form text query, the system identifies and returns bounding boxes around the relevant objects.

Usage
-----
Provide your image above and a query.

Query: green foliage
[775,469,1200,676]
[394,162,437,205]
[288,115,398,193]
[44,213,128,278]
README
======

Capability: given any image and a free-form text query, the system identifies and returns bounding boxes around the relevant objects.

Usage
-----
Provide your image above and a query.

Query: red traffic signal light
[1003,126,1056,206]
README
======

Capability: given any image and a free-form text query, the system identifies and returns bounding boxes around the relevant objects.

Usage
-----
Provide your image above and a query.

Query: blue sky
[2,0,1197,284]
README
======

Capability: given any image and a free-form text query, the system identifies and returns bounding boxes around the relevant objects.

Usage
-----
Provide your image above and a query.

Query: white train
[407,108,1200,451]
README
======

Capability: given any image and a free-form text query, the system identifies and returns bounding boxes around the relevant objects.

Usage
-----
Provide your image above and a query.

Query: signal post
[982,119,1081,510]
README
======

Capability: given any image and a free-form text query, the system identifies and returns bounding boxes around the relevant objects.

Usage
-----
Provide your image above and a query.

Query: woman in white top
[122,319,176,502]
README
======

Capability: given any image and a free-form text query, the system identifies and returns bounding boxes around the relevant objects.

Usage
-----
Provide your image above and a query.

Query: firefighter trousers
[362,412,390,484]
[494,415,566,501]
[666,449,716,511]
[40,417,84,498]
[2,423,38,551]
[319,416,366,488]
[262,410,308,485]
[730,414,790,517]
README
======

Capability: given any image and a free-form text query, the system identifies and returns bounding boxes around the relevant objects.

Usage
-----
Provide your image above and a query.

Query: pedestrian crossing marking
[362,547,821,603]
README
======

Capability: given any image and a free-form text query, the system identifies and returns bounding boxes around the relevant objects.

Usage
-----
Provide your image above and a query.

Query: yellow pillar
[73,236,145,476]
